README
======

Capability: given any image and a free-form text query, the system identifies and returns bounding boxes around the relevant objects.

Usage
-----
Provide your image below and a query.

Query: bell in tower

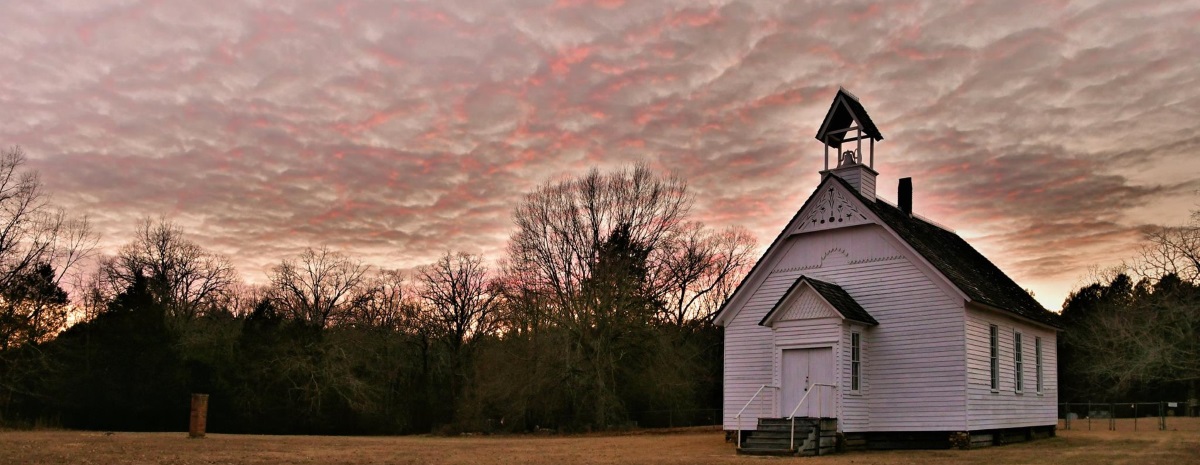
[838,150,859,167]
[815,88,883,201]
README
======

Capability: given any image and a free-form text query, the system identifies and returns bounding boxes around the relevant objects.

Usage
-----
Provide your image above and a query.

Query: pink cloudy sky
[2,1,1198,311]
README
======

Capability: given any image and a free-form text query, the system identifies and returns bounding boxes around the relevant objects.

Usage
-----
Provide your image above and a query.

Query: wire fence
[1058,401,1195,431]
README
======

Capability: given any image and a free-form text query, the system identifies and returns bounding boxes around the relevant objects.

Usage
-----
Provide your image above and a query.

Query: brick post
[189,394,209,438]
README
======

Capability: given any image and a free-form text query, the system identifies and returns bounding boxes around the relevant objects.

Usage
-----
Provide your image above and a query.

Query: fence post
[1159,402,1165,431]
[1087,402,1091,431]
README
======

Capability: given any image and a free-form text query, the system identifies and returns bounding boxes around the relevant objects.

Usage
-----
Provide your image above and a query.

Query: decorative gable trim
[774,287,839,325]
[713,175,886,327]
[795,184,871,234]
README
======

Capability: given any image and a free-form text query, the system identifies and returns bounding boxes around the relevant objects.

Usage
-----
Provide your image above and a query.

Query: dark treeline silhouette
[0,152,758,434]
[1057,209,1200,405]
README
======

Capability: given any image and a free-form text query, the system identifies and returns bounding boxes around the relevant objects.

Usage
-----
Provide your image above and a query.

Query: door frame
[774,343,838,418]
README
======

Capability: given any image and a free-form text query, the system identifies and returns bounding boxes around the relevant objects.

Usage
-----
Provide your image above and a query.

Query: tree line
[2,142,1195,433]
[1057,208,1200,406]
[0,148,757,434]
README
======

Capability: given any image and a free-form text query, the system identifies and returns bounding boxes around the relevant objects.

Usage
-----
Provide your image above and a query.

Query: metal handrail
[787,383,837,453]
[734,384,778,449]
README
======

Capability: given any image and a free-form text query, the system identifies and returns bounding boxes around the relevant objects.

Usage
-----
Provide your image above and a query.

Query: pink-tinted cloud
[1,0,1198,311]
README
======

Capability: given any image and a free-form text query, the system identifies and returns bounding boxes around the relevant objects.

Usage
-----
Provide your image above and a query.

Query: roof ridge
[837,86,860,102]
[873,197,956,233]
[825,175,1059,327]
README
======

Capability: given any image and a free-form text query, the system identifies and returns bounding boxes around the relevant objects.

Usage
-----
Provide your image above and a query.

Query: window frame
[1014,330,1024,393]
[989,324,999,392]
[850,331,862,394]
[1035,336,1043,394]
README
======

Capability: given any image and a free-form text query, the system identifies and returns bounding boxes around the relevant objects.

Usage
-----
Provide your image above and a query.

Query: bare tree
[504,164,703,426]
[507,164,690,313]
[0,147,97,346]
[0,147,52,290]
[417,252,501,350]
[211,281,271,318]
[416,251,501,418]
[101,217,236,320]
[0,148,97,284]
[505,164,752,327]
[1134,211,1200,283]
[269,246,369,328]
[655,223,756,326]
[350,269,420,331]
[0,213,96,347]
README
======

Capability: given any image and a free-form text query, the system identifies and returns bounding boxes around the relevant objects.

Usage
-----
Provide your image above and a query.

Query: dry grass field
[3,419,1199,465]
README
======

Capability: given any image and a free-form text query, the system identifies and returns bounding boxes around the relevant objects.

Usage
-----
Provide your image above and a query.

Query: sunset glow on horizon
[3,1,1199,311]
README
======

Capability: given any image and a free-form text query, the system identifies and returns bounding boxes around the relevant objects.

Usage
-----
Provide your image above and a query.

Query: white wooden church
[714,89,1061,454]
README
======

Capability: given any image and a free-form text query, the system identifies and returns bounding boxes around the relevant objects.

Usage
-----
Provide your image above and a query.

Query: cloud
[1,0,1198,311]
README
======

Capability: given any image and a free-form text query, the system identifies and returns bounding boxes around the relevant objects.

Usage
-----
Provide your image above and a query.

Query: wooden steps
[737,418,837,456]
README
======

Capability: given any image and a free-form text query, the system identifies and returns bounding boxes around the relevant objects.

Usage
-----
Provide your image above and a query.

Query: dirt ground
[3,420,1199,465]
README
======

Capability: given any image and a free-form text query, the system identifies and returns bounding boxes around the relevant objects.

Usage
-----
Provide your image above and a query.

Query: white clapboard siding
[964,306,1058,430]
[723,224,968,432]
[724,314,777,429]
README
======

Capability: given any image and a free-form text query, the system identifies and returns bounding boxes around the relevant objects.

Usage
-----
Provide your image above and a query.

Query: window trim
[850,331,862,394]
[1014,330,1024,394]
[1035,336,1043,395]
[989,324,999,392]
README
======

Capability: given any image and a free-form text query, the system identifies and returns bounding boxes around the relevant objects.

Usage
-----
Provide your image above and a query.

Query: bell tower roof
[815,87,883,145]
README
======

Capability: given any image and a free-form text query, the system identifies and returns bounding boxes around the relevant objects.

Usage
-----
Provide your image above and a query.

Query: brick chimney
[899,177,912,215]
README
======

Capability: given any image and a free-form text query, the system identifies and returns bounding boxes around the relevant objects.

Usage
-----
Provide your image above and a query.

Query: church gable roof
[826,176,1062,329]
[759,276,878,327]
[714,174,1061,330]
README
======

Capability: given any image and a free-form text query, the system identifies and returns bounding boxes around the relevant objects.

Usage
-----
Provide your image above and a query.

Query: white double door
[780,347,834,418]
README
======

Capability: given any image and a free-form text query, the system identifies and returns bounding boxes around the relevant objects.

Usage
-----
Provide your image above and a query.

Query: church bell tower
[815,88,884,201]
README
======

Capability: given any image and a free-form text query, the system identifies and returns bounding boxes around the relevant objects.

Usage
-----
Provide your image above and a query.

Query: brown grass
[2,419,1198,465]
